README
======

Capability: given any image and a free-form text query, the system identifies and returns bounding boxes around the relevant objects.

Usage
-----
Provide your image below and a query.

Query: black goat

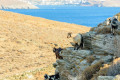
[44,73,60,80]
[111,17,119,35]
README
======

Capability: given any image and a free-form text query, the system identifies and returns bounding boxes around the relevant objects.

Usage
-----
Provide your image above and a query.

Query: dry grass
[91,68,108,80]
[0,10,90,80]
[86,56,96,64]
[91,64,110,80]
[91,58,120,80]
[96,26,111,34]
[81,61,104,80]
[90,27,96,31]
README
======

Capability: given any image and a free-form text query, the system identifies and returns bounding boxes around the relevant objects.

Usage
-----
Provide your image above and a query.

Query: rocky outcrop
[0,0,38,9]
[53,15,120,80]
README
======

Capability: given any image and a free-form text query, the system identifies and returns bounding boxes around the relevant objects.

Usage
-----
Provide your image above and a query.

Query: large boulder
[92,34,120,56]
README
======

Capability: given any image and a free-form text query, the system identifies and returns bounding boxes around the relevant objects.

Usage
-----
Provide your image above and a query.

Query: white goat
[73,33,83,50]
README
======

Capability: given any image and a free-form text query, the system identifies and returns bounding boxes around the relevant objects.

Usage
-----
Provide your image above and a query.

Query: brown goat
[53,47,63,59]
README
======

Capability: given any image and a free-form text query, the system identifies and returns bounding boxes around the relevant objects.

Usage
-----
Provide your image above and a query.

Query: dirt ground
[0,10,90,80]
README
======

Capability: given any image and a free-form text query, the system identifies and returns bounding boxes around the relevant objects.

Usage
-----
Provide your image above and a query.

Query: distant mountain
[0,0,119,9]
[87,0,120,7]
[0,0,39,9]
[25,0,120,7]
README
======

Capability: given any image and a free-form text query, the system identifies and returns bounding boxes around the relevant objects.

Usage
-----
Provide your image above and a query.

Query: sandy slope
[0,10,90,79]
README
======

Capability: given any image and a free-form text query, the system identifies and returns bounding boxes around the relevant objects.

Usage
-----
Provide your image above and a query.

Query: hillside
[0,0,38,9]
[0,10,90,80]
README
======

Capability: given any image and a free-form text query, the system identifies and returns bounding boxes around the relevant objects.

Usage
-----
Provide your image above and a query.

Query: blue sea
[2,5,120,27]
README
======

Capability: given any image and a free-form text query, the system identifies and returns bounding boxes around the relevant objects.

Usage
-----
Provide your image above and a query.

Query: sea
[2,5,120,27]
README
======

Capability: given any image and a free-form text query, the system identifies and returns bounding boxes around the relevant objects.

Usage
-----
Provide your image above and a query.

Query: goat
[111,16,119,35]
[106,18,112,25]
[53,47,63,59]
[73,33,83,50]
[67,32,72,38]
[44,73,60,80]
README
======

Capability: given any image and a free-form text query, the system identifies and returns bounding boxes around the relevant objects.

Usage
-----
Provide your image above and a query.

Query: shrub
[91,67,108,80]
[96,26,111,34]
[107,60,120,76]
[98,23,103,27]
[86,56,96,64]
[90,27,96,31]
[81,61,104,80]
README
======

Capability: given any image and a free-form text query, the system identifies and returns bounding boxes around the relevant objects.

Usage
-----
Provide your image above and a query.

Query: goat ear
[44,74,49,79]
[53,48,56,52]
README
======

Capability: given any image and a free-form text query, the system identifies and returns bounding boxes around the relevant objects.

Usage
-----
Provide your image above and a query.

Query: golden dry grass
[0,10,90,80]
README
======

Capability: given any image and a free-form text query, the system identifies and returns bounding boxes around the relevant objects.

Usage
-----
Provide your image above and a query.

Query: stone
[80,60,88,65]
[92,34,118,55]
[97,76,114,80]
[83,31,96,49]
[102,55,113,62]
[72,50,92,58]
[114,75,120,80]
[91,60,99,65]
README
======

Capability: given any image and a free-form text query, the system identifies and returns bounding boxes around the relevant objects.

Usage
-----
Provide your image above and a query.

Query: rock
[83,31,96,49]
[72,50,92,58]
[102,55,113,62]
[91,60,99,65]
[92,34,119,55]
[56,60,66,65]
[79,65,89,71]
[97,76,114,80]
[80,60,89,65]
[114,75,120,80]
